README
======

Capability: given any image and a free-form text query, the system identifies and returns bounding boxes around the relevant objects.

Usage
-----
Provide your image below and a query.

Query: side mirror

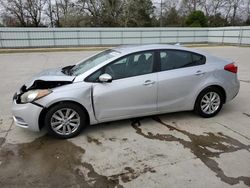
[99,73,112,83]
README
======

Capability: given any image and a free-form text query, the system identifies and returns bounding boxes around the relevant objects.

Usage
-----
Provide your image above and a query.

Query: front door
[91,51,158,122]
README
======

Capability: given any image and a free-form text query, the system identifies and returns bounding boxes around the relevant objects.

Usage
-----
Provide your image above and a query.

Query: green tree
[246,16,250,25]
[123,0,154,27]
[76,0,124,27]
[185,10,207,27]
[100,0,124,26]
[208,13,228,27]
[163,7,181,26]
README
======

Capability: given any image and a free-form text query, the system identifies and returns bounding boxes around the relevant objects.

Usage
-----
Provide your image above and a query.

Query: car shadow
[81,111,196,135]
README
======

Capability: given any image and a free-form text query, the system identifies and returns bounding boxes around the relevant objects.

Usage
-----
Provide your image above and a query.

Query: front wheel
[194,87,224,118]
[45,102,87,138]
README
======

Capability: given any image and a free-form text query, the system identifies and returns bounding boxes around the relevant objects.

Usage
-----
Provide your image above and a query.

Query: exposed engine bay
[14,80,72,104]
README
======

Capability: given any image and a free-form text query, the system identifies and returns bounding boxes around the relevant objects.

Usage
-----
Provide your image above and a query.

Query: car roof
[112,44,208,56]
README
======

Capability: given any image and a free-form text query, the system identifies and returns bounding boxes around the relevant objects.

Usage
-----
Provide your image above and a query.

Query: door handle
[143,80,155,86]
[195,70,205,76]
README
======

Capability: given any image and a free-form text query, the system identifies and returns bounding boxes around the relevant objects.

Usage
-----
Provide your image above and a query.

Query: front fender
[35,82,98,125]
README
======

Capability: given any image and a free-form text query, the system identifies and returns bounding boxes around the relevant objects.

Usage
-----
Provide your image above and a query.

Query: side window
[160,50,205,71]
[104,51,154,80]
[86,70,102,82]
[160,51,170,71]
[192,53,206,65]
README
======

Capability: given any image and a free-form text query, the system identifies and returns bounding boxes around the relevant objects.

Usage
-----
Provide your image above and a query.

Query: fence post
[206,29,208,44]
[99,30,102,46]
[77,30,80,47]
[53,29,56,47]
[159,29,162,44]
[194,29,196,44]
[140,30,142,44]
[222,29,225,45]
[177,29,179,43]
[27,30,31,48]
[0,30,3,48]
[238,27,243,47]
[121,30,124,45]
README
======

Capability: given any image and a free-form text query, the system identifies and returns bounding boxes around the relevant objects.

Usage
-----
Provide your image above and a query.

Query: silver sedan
[12,44,240,138]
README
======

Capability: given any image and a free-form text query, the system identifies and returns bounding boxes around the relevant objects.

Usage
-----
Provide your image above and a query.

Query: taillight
[224,63,238,73]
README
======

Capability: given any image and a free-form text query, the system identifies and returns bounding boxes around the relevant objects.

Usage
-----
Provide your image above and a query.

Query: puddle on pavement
[131,116,250,186]
[1,116,249,187]
[0,134,157,187]
[0,135,123,188]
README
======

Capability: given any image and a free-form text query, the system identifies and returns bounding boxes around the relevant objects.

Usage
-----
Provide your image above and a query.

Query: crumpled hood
[24,68,75,89]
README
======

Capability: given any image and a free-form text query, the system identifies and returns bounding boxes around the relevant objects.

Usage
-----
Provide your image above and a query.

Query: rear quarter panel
[195,55,240,103]
[185,62,227,110]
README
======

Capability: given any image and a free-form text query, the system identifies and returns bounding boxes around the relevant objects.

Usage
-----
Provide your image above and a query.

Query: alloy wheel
[200,92,221,115]
[50,108,80,136]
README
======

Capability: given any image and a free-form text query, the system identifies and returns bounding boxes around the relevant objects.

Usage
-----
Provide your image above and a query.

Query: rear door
[157,49,207,112]
[87,51,158,122]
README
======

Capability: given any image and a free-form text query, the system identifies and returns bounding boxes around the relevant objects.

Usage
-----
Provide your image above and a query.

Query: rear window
[192,53,206,65]
[160,50,206,71]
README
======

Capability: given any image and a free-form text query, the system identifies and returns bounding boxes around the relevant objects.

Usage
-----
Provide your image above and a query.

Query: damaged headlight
[20,89,52,103]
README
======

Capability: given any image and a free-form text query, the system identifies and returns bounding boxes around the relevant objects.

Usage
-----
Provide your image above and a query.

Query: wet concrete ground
[0,46,250,188]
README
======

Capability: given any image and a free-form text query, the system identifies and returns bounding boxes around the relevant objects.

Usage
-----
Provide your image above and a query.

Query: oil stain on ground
[131,116,250,186]
[0,135,122,188]
[87,136,102,145]
[0,137,5,147]
[243,112,250,118]
[110,165,156,184]
[0,134,156,188]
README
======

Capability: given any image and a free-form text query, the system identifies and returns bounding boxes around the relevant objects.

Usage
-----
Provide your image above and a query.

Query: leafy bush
[186,11,208,27]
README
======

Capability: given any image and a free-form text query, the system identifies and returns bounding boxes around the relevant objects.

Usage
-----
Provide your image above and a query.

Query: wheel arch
[209,85,226,103]
[194,84,227,110]
[38,100,90,130]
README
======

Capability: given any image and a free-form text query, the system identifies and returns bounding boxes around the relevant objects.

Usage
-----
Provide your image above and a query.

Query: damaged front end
[12,67,76,131]
[13,68,75,104]
[14,80,72,104]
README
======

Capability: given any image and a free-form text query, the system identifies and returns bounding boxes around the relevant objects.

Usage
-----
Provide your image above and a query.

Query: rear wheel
[45,102,87,138]
[194,87,224,118]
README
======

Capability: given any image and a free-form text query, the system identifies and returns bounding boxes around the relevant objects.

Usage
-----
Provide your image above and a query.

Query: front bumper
[12,100,43,131]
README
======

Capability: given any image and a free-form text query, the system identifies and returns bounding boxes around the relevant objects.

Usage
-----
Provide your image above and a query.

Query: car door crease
[90,85,98,121]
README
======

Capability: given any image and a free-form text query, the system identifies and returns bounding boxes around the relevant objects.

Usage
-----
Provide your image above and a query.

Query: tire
[194,87,224,118]
[45,102,87,139]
